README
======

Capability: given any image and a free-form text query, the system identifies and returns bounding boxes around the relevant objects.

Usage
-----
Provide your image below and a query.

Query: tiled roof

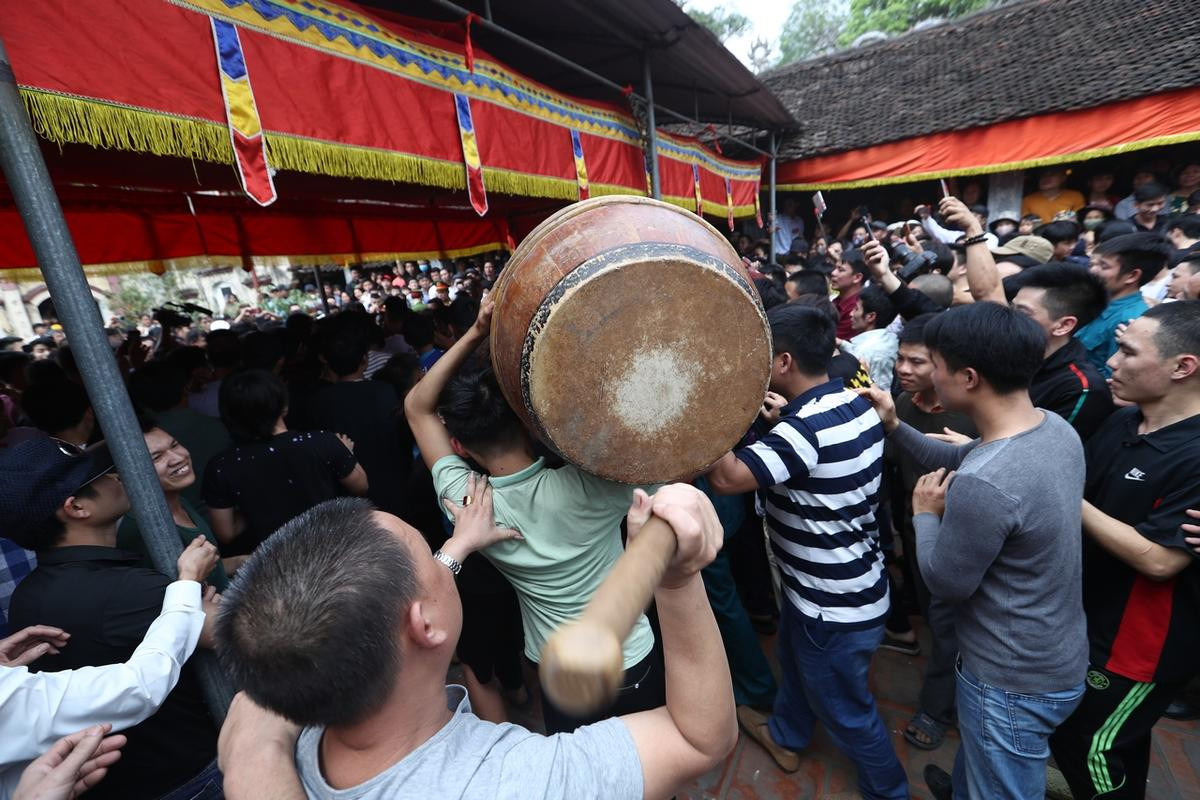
[763,0,1200,161]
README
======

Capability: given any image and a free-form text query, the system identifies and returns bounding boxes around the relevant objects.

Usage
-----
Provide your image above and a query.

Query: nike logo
[1124,468,1147,482]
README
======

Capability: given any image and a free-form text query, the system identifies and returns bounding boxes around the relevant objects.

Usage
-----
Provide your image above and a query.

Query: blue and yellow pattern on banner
[454,93,488,216]
[570,129,589,201]
[210,17,276,205]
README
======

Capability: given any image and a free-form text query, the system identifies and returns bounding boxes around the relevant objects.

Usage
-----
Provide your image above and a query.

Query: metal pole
[482,0,492,21]
[0,36,233,719]
[642,51,661,200]
[422,0,773,158]
[313,266,330,314]
[768,131,777,264]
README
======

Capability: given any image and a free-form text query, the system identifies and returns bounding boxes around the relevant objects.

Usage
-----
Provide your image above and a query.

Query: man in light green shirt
[406,300,658,734]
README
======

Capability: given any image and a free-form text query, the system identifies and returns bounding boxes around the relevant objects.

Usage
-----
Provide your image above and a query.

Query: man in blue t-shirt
[706,304,907,799]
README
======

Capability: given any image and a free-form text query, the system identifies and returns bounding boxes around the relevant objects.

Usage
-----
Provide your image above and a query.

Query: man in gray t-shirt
[214,480,736,800]
[861,302,1087,800]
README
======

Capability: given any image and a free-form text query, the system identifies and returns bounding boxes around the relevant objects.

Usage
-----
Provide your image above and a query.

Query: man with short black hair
[1011,262,1115,439]
[215,487,736,800]
[1050,301,1200,800]
[5,437,223,800]
[846,285,899,390]
[1076,232,1171,376]
[1168,255,1200,301]
[1166,214,1200,254]
[1130,182,1168,234]
[831,249,868,340]
[861,302,1088,800]
[784,269,828,301]
[705,305,907,797]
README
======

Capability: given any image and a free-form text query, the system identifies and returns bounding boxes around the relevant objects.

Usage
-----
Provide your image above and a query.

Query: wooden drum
[489,195,771,484]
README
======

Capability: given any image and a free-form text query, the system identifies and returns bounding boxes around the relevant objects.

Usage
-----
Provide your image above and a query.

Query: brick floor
[677,622,1200,800]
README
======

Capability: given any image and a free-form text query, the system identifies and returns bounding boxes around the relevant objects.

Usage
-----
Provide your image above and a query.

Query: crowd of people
[0,160,1198,800]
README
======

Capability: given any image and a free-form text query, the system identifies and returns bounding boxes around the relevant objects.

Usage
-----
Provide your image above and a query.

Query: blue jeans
[952,659,1084,800]
[768,605,908,799]
[156,758,224,800]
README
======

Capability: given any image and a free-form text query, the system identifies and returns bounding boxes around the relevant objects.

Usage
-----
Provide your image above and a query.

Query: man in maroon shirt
[832,249,868,341]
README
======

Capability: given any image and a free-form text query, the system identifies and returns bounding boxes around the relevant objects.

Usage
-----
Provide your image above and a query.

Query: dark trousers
[1049,665,1178,799]
[535,634,666,734]
[156,759,223,800]
[902,522,958,724]
[701,547,778,709]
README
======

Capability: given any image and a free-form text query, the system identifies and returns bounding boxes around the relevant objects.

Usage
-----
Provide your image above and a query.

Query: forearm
[705,451,759,495]
[922,216,961,245]
[222,744,306,800]
[1081,501,1191,580]
[1,581,203,764]
[890,421,970,470]
[964,242,1005,304]
[655,575,737,759]
[406,326,485,414]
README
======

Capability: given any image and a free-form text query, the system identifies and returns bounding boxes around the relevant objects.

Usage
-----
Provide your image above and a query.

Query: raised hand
[0,625,70,668]
[855,385,899,433]
[443,473,524,556]
[176,535,219,583]
[12,724,126,800]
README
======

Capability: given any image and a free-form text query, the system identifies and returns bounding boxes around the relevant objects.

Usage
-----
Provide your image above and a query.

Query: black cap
[869,220,888,231]
[0,435,116,542]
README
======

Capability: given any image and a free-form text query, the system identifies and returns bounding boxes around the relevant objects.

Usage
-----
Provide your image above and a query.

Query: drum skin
[490,195,771,484]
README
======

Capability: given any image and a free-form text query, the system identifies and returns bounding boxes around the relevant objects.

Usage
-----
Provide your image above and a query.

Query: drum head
[521,242,770,484]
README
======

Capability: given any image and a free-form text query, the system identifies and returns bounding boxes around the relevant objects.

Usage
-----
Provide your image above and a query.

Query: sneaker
[923,763,952,800]
[736,705,800,773]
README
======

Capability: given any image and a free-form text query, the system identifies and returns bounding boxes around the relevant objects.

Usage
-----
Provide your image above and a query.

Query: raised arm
[940,196,1004,305]
[620,485,736,800]
[856,386,974,470]
[403,299,493,469]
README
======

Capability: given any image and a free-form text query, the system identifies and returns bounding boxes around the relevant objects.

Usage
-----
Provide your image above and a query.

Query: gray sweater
[893,412,1088,693]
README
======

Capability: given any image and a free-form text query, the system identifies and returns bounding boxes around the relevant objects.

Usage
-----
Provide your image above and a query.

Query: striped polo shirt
[735,379,889,627]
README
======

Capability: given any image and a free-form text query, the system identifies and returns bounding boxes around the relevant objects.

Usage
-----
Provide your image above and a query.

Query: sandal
[904,711,946,751]
[880,632,920,656]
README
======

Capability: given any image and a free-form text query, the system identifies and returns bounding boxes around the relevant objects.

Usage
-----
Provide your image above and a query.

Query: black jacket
[1030,338,1114,441]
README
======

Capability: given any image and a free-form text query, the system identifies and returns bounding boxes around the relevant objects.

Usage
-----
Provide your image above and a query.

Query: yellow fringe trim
[777,130,1200,191]
[22,89,231,162]
[659,195,759,220]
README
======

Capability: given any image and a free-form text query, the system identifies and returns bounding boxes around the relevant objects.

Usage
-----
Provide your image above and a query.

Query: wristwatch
[432,549,463,575]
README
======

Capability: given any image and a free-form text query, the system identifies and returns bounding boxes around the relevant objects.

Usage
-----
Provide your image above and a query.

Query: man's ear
[961,366,982,391]
[449,437,471,460]
[1051,314,1079,338]
[61,494,90,521]
[1172,353,1200,382]
[406,600,448,650]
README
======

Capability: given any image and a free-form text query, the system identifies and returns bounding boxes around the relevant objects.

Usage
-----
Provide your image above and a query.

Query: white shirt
[845,328,899,392]
[0,581,205,794]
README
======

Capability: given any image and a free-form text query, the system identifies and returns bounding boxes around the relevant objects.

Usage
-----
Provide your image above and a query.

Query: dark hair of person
[21,364,89,435]
[0,351,30,386]
[1014,262,1108,329]
[842,248,869,280]
[372,352,422,402]
[165,345,208,376]
[240,329,289,371]
[216,498,419,727]
[786,270,829,297]
[767,304,836,376]
[857,285,898,329]
[1037,220,1082,245]
[898,312,937,346]
[382,295,410,323]
[1166,214,1200,240]
[437,363,525,456]
[1093,232,1173,287]
[909,273,954,310]
[754,277,787,311]
[1142,301,1200,360]
[1133,182,1168,203]
[285,312,315,341]
[924,239,955,274]
[13,480,100,552]
[447,295,481,336]
[788,293,838,325]
[219,368,288,444]
[0,335,21,350]
[924,303,1045,393]
[403,312,435,349]
[128,361,189,414]
[321,327,369,377]
[758,263,787,287]
[206,329,242,369]
[1094,219,1137,244]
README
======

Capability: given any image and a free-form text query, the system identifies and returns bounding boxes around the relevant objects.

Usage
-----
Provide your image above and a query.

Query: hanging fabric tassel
[725,177,735,231]
[210,18,277,206]
[463,13,478,74]
[454,93,488,216]
[692,163,703,216]
[570,129,590,201]
[754,181,764,228]
[704,123,723,155]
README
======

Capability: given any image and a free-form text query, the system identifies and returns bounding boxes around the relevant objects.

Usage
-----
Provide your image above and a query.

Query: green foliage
[110,270,180,321]
[685,5,752,42]
[839,0,992,45]
[777,0,849,65]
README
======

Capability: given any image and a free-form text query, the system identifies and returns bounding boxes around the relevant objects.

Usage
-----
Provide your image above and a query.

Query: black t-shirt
[203,430,357,554]
[8,548,217,800]
[1030,338,1114,441]
[305,380,413,516]
[1082,408,1200,684]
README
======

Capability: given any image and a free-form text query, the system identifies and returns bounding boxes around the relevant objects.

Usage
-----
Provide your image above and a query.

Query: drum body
[490,195,771,484]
